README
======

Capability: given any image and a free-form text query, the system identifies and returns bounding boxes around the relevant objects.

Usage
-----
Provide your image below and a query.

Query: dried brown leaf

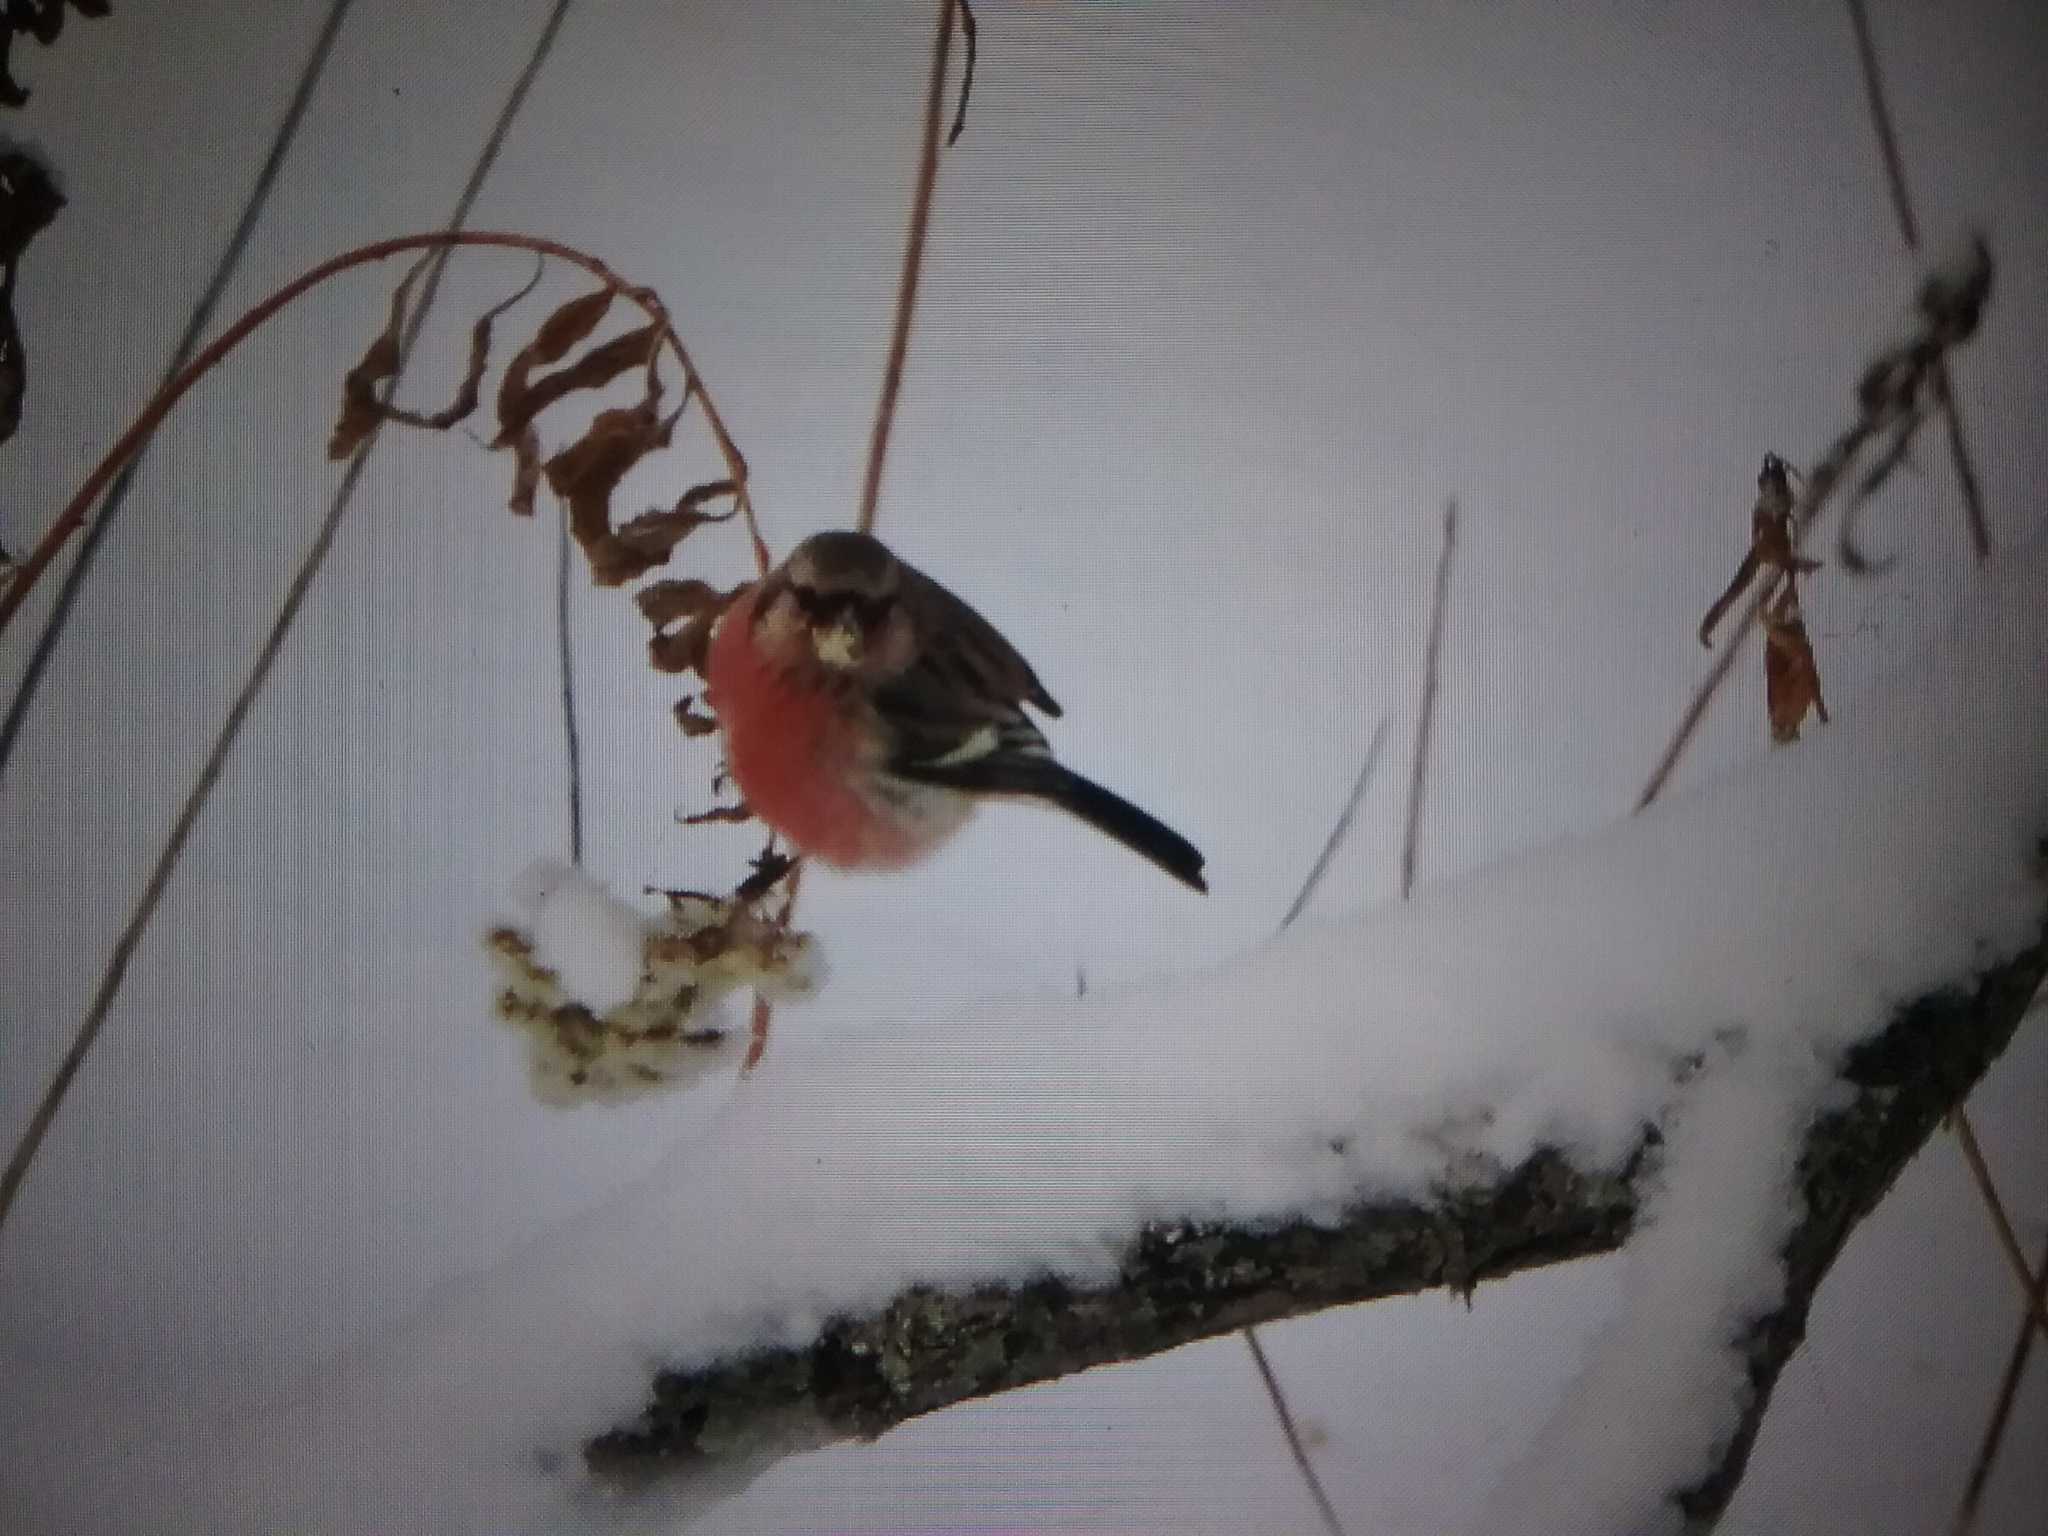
[613,479,739,568]
[376,259,542,435]
[328,255,431,459]
[1763,595,1827,744]
[545,398,675,584]
[672,694,722,738]
[680,801,751,825]
[636,578,725,628]
[505,425,544,518]
[494,326,661,449]
[649,608,726,676]
[494,287,618,443]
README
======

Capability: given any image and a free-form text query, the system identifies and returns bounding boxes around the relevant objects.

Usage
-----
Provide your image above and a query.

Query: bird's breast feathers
[706,591,972,869]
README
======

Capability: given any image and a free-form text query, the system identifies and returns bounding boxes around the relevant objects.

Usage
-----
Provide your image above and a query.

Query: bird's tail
[903,754,1207,892]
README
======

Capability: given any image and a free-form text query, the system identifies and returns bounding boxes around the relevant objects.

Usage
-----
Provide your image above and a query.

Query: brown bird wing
[875,558,1063,772]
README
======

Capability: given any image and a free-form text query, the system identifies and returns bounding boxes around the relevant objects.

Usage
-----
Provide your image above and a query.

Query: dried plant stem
[1402,500,1458,897]
[0,0,357,784]
[557,501,584,866]
[1636,578,1772,812]
[1952,1108,2048,1344]
[854,0,958,536]
[1951,1229,2048,1535]
[1280,718,1390,929]
[0,229,764,640]
[1236,716,1398,1536]
[1843,0,1989,563]
[1245,1327,1350,1536]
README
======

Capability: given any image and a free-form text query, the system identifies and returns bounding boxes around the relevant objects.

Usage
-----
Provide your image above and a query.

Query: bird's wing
[875,560,1062,774]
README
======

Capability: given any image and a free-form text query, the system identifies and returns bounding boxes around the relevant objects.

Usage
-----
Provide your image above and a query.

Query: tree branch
[584,903,2048,1530]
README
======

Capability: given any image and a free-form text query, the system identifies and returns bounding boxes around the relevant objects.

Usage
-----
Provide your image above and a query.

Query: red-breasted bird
[704,530,1207,892]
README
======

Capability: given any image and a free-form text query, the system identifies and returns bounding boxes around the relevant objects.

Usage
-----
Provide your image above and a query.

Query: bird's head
[751,530,917,682]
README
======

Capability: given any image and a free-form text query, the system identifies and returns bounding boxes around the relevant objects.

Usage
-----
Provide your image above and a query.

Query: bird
[703,530,1207,893]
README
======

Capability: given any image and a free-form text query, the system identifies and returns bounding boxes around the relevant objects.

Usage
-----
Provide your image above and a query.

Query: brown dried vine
[1638,237,1992,811]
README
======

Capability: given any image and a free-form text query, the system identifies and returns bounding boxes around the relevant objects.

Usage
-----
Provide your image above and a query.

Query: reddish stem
[1,229,766,638]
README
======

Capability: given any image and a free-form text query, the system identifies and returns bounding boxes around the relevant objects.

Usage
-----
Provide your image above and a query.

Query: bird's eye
[853,595,894,628]
[790,585,830,620]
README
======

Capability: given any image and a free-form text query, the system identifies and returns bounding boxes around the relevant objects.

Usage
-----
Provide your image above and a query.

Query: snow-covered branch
[586,929,2046,1533]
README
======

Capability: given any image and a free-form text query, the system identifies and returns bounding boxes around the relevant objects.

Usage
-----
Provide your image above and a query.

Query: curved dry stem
[0,228,766,640]
[854,0,959,537]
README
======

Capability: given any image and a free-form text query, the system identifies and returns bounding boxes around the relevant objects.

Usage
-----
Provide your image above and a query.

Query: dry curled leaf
[494,325,658,448]
[1762,591,1827,744]
[330,260,542,457]
[671,694,722,738]
[645,581,739,677]
[636,577,726,629]
[506,424,543,517]
[544,397,678,584]
[380,260,542,435]
[492,289,628,514]
[679,802,752,827]
[494,287,616,442]
[328,255,430,459]
[613,479,739,567]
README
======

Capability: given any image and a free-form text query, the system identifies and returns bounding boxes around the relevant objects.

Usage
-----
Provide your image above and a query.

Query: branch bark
[585,896,2048,1530]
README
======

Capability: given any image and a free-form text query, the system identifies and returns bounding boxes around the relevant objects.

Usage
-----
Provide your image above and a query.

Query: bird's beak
[812,619,864,668]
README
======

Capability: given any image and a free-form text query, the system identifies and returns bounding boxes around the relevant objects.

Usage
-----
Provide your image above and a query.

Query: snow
[492,863,821,1104]
[517,861,650,1015]
[1469,1039,1831,1536]
[62,534,2048,1533]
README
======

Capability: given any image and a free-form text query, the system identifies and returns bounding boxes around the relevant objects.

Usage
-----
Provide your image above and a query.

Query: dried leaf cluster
[1700,453,1829,743]
[327,250,753,759]
[486,883,817,1107]
[1697,238,1992,746]
[0,0,106,108]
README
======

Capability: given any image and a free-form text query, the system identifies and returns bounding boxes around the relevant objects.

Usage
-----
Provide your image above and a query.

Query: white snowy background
[3,1,2045,1532]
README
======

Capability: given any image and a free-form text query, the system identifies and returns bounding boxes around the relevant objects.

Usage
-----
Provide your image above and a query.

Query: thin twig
[557,500,584,866]
[0,0,579,1240]
[1281,718,1390,929]
[1951,1109,2048,1343]
[1238,717,1396,1536]
[1843,0,1989,561]
[1402,500,1458,897]
[1636,597,1764,812]
[0,0,360,785]
[1244,1328,1350,1536]
[1951,1229,2048,1535]
[1843,0,1920,249]
[854,0,957,536]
